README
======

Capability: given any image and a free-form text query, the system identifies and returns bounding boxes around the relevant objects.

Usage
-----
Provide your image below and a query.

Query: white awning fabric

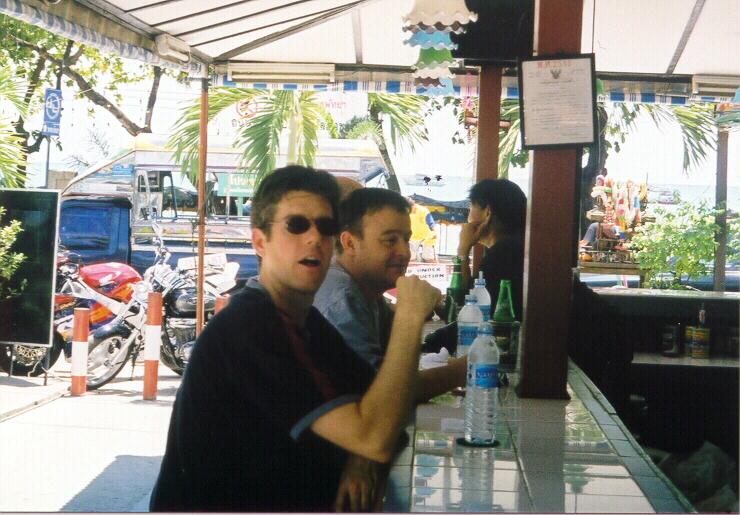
[2,0,739,101]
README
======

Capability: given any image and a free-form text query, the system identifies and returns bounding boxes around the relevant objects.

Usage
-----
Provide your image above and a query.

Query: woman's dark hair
[468,178,527,236]
[251,165,340,236]
[336,188,409,253]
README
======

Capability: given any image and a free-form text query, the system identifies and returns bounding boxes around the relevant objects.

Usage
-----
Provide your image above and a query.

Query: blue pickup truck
[59,195,259,281]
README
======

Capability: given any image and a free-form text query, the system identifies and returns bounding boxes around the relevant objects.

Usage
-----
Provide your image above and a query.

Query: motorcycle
[0,224,239,389]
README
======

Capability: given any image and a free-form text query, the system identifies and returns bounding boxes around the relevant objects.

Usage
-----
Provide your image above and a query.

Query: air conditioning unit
[224,63,335,83]
[155,34,191,64]
[692,75,740,98]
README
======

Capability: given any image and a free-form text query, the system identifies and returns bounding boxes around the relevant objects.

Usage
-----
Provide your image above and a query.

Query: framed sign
[0,189,60,347]
[517,54,598,149]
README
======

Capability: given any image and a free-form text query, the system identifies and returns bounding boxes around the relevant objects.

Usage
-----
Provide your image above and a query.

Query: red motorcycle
[0,250,143,378]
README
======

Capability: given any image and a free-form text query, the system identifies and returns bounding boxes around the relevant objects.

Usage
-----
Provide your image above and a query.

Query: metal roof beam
[156,0,316,32]
[213,0,380,61]
[666,0,706,74]
[351,8,363,64]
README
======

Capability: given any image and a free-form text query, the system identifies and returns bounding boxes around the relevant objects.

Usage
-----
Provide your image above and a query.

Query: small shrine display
[579,174,655,265]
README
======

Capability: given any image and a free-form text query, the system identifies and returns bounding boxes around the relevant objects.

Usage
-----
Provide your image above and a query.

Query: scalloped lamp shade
[403,0,478,33]
[414,47,455,69]
[405,30,457,50]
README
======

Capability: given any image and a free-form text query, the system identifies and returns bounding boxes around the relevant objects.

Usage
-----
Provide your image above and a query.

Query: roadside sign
[41,88,62,137]
[215,172,255,197]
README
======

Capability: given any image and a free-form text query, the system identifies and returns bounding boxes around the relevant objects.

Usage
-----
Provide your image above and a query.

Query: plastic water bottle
[471,272,492,321]
[457,295,483,357]
[464,323,499,445]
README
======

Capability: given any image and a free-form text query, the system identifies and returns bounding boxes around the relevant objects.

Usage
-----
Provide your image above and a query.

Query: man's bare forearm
[415,356,467,403]
[356,308,425,460]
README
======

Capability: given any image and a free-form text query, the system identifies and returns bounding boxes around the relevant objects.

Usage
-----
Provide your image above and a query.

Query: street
[0,362,180,512]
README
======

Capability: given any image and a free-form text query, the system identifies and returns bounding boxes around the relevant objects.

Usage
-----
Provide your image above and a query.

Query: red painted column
[516,0,584,399]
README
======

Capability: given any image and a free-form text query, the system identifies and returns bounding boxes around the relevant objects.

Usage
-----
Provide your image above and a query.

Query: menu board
[518,54,598,149]
[0,189,59,347]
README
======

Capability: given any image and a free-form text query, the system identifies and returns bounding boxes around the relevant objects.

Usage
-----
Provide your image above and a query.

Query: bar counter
[382,361,694,513]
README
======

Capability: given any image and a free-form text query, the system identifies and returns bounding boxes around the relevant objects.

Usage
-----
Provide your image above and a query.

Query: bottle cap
[477,322,493,334]
[465,294,477,304]
[474,271,486,285]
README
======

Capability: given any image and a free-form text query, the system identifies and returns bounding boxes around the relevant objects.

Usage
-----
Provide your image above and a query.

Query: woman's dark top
[479,234,525,321]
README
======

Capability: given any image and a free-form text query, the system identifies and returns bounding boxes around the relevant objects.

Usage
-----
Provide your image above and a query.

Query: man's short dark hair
[337,188,409,253]
[468,178,527,235]
[251,165,340,236]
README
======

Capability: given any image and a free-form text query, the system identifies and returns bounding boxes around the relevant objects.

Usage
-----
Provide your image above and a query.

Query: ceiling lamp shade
[415,47,455,69]
[403,0,478,34]
[405,30,457,50]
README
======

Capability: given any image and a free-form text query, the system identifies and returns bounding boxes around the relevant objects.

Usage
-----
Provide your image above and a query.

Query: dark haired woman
[456,178,527,320]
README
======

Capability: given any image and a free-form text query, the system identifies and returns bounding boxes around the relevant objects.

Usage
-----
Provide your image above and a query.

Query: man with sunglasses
[314,188,467,402]
[151,166,440,512]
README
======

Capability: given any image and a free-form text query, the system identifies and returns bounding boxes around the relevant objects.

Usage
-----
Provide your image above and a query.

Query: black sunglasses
[270,215,339,236]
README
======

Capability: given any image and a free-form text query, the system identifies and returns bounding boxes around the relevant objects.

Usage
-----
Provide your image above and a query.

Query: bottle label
[474,364,498,388]
[458,324,478,347]
[479,304,491,321]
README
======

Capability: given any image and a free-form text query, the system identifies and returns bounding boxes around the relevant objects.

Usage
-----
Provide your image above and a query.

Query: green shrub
[0,206,26,299]
[631,201,719,288]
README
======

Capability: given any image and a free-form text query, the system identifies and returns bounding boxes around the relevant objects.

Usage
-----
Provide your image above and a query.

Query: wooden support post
[472,66,503,271]
[516,0,584,400]
[196,78,208,336]
[713,129,729,292]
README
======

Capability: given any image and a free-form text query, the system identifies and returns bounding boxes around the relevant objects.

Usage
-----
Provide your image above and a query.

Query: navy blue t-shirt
[150,284,376,512]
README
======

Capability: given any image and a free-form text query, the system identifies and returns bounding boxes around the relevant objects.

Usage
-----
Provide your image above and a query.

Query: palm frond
[669,104,717,173]
[235,90,295,188]
[315,102,340,138]
[294,91,325,168]
[0,68,28,117]
[368,93,429,152]
[497,99,522,178]
[0,121,26,187]
[168,87,262,184]
[344,119,382,143]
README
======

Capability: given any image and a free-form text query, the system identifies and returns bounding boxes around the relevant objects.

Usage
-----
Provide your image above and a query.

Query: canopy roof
[2,0,739,98]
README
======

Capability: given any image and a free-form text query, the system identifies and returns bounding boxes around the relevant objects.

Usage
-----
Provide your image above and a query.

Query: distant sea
[397,174,740,211]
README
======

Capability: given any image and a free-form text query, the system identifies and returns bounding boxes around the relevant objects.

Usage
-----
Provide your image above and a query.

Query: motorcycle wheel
[158,334,184,376]
[86,333,132,390]
[0,338,63,376]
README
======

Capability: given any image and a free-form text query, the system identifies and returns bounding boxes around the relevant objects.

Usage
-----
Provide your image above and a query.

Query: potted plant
[0,206,27,338]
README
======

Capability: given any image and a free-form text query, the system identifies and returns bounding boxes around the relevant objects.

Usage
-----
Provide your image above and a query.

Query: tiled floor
[383,362,693,513]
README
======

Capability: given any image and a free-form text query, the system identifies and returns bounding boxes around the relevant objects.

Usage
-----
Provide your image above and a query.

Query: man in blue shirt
[315,188,467,402]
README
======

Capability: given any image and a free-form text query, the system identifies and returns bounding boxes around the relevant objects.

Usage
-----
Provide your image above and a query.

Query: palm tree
[169,89,429,193]
[366,93,429,192]
[168,88,334,188]
[0,68,28,187]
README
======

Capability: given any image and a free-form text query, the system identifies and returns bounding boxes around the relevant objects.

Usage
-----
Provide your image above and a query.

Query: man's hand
[457,219,488,256]
[395,275,441,320]
[334,454,381,512]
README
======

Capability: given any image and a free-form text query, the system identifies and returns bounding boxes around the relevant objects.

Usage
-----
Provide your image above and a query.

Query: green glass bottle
[492,279,516,353]
[444,257,466,324]
[492,279,515,323]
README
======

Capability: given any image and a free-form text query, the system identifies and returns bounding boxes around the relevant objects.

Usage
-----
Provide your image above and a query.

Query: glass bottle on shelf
[444,257,466,324]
